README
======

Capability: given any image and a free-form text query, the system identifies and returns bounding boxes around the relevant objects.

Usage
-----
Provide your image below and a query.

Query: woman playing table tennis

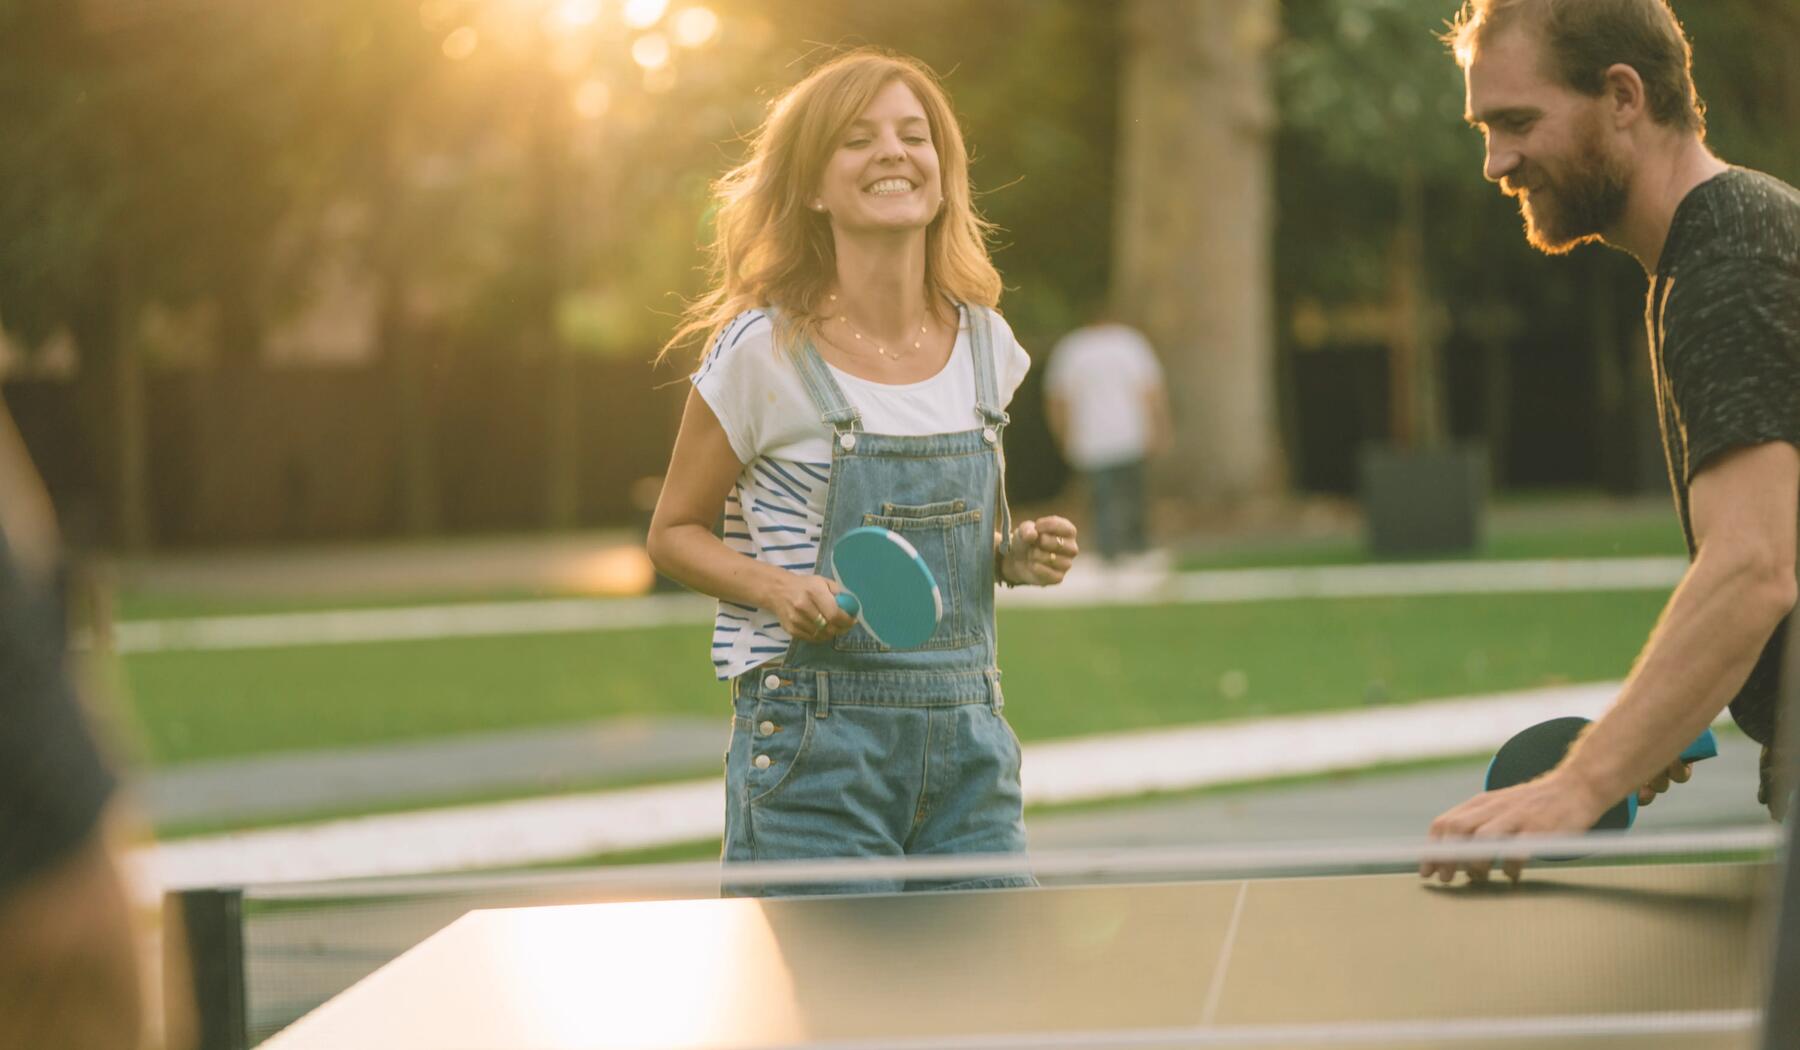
[647,48,1079,895]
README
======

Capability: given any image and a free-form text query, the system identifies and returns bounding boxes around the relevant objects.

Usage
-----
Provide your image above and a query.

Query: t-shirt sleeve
[1129,329,1165,386]
[0,555,115,892]
[985,310,1033,407]
[690,311,774,466]
[1663,259,1800,480]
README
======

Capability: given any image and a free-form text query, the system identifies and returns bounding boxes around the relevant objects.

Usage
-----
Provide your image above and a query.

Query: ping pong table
[257,859,1768,1049]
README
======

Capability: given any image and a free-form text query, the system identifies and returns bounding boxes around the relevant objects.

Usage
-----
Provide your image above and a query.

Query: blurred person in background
[1425,0,1799,883]
[1044,307,1172,573]
[0,402,155,1047]
[649,49,1079,895]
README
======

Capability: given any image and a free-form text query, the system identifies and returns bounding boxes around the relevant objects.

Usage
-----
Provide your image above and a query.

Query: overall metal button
[763,673,780,690]
[759,720,776,736]
[839,432,857,451]
[981,427,997,444]
[753,754,772,770]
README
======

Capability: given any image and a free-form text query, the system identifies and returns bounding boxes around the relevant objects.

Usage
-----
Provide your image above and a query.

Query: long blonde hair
[661,48,1002,361]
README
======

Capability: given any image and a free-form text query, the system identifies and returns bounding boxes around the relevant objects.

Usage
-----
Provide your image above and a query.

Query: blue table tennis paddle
[1484,716,1718,838]
[830,526,942,650]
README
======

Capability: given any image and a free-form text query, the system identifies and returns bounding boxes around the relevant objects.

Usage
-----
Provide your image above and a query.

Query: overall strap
[963,304,1015,554]
[965,304,1010,429]
[775,309,861,433]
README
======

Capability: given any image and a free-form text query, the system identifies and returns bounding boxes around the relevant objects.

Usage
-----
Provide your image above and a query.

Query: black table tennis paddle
[1484,716,1719,837]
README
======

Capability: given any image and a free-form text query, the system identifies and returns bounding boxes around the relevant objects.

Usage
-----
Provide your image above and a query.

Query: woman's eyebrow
[845,115,929,130]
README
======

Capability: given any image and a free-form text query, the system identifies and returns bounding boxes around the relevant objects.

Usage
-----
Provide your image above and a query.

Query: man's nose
[1485,142,1521,183]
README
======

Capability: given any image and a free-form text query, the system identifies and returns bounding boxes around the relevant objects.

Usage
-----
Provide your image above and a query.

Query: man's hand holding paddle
[1421,767,1618,886]
[1423,718,1718,886]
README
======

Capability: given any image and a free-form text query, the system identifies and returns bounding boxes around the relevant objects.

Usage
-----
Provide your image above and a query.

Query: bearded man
[1423,0,1800,884]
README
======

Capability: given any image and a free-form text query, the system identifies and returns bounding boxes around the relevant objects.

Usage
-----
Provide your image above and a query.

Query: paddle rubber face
[830,526,942,650]
[1483,718,1721,840]
[1485,717,1636,833]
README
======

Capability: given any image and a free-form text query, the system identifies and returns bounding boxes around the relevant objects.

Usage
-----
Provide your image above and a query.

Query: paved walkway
[146,717,728,826]
[106,529,647,601]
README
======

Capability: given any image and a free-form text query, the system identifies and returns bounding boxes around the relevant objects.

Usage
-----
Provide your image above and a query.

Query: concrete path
[106,529,646,601]
[146,717,728,826]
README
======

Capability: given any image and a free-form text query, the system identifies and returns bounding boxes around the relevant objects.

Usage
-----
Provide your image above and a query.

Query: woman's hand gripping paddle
[829,526,942,650]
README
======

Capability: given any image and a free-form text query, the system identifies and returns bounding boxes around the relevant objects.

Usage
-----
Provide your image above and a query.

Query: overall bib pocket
[834,503,983,652]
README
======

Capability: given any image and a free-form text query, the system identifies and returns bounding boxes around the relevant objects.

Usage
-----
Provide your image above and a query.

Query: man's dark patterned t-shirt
[1647,166,1800,748]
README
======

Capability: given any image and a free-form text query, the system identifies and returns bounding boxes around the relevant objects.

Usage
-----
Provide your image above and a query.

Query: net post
[168,886,248,1050]
[1762,616,1800,1050]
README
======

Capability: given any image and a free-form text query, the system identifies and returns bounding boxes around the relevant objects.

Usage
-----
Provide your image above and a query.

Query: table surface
[260,861,1772,1050]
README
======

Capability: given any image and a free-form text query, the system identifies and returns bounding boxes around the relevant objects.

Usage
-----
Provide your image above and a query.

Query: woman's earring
[813,200,827,213]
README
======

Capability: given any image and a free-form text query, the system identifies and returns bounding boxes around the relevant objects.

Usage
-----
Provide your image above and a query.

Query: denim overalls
[723,305,1031,896]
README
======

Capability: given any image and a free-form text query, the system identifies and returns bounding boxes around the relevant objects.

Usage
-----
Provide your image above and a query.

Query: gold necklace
[827,294,930,359]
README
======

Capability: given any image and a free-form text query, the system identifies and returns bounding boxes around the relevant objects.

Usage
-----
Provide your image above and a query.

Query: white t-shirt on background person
[691,307,1031,678]
[1043,322,1164,470]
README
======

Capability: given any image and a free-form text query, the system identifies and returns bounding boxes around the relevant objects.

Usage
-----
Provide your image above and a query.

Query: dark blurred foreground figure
[0,402,145,1048]
[1424,0,1799,883]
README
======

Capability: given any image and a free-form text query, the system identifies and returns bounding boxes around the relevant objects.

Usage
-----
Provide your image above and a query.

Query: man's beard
[1506,131,1631,255]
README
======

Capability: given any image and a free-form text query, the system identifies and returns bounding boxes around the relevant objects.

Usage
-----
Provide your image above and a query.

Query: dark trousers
[1761,742,1792,822]
[1085,458,1147,560]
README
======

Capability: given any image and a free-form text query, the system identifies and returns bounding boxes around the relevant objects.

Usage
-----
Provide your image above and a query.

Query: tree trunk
[113,291,150,552]
[1388,161,1445,451]
[69,258,152,553]
[1113,0,1284,509]
[383,290,438,536]
[528,66,578,532]
[371,117,438,536]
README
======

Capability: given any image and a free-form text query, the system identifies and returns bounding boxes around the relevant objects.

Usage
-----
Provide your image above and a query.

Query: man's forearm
[0,831,143,1050]
[1565,546,1795,802]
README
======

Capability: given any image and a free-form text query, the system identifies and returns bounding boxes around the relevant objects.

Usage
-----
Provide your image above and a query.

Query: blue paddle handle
[1627,730,1715,830]
[835,591,861,618]
[1679,728,1718,763]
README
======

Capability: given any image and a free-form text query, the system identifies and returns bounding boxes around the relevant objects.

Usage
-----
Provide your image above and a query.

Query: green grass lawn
[1176,513,1685,571]
[117,589,1669,767]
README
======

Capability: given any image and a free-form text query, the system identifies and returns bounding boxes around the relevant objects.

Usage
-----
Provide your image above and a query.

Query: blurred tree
[9,0,1788,548]
[0,1,384,547]
[1275,0,1800,492]
[1681,1,1800,179]
[1277,0,1479,453]
[1114,0,1286,510]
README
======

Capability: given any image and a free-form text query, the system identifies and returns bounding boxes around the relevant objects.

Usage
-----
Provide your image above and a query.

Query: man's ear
[1603,62,1647,128]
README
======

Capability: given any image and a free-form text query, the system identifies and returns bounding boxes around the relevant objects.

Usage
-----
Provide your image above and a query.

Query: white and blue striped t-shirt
[691,308,1031,679]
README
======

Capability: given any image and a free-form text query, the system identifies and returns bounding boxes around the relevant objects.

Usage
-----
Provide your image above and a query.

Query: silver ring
[813,614,827,630]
